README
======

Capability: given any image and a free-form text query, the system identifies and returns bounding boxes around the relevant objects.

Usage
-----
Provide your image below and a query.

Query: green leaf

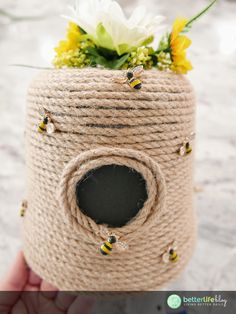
[96,47,118,59]
[78,26,87,34]
[96,23,115,51]
[184,0,217,32]
[86,47,129,69]
[150,54,158,66]
[116,36,154,55]
[156,33,170,54]
[117,44,131,56]
[111,53,130,69]
[141,35,154,47]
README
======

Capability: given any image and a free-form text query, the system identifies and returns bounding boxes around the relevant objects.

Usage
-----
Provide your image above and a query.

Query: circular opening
[76,165,148,228]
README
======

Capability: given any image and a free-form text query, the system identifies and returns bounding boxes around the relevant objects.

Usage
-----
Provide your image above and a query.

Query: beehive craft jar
[23,68,196,291]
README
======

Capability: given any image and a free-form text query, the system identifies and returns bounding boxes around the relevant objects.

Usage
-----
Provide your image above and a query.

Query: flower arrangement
[53,0,217,74]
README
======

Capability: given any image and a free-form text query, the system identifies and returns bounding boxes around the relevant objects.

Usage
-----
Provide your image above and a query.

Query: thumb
[0,251,29,291]
[0,251,29,309]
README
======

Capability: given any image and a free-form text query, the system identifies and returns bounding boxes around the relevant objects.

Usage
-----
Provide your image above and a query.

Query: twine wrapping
[22,68,197,291]
[58,147,166,244]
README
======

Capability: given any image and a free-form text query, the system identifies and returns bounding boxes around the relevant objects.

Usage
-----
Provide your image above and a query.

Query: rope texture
[58,147,166,244]
[22,68,197,291]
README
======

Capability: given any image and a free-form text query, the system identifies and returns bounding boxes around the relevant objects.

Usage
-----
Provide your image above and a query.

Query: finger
[28,270,42,287]
[11,299,28,314]
[23,269,42,291]
[38,293,64,314]
[0,251,29,309]
[24,284,39,291]
[40,280,58,299]
[55,292,77,311]
[68,296,95,314]
[0,251,28,291]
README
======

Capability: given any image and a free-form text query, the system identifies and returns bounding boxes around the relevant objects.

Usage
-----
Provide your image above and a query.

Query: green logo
[167,294,182,309]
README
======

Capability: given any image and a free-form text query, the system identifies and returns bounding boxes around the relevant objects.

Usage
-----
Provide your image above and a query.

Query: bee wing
[116,241,129,251]
[132,65,144,78]
[185,132,195,144]
[172,241,178,250]
[162,252,170,263]
[189,132,196,141]
[113,74,128,84]
[179,145,186,156]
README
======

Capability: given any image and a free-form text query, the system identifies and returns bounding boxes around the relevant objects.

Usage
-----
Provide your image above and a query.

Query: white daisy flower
[65,0,165,55]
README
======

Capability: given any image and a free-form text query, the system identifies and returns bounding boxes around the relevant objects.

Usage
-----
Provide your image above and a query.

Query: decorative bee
[100,235,117,256]
[37,108,55,134]
[162,241,179,263]
[114,65,144,90]
[20,200,28,217]
[179,132,195,156]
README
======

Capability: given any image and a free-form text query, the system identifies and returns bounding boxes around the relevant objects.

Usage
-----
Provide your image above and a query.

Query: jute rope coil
[58,147,166,244]
[23,68,197,291]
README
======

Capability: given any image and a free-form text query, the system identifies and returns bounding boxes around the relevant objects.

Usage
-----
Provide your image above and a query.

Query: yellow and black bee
[20,200,28,217]
[37,116,49,133]
[179,141,192,156]
[169,248,179,263]
[179,132,195,156]
[37,109,55,134]
[100,235,117,256]
[162,241,179,263]
[114,65,144,90]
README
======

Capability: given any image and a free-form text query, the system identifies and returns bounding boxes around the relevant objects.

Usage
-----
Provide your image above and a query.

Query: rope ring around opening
[58,147,167,244]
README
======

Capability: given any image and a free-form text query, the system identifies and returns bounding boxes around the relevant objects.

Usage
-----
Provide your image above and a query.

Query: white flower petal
[63,0,166,53]
[128,6,150,27]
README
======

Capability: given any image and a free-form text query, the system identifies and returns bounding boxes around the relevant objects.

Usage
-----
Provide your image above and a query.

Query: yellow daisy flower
[170,18,193,74]
[55,22,82,56]
[53,22,94,68]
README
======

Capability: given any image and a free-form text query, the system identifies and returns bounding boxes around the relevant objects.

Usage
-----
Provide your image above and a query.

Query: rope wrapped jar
[22,68,196,291]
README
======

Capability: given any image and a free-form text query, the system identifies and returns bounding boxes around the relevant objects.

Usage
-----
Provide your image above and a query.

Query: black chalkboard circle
[76,165,148,228]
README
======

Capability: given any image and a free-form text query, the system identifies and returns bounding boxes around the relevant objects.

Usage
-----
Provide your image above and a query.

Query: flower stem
[186,0,217,28]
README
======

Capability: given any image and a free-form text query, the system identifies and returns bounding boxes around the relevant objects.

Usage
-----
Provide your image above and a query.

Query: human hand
[0,251,94,314]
